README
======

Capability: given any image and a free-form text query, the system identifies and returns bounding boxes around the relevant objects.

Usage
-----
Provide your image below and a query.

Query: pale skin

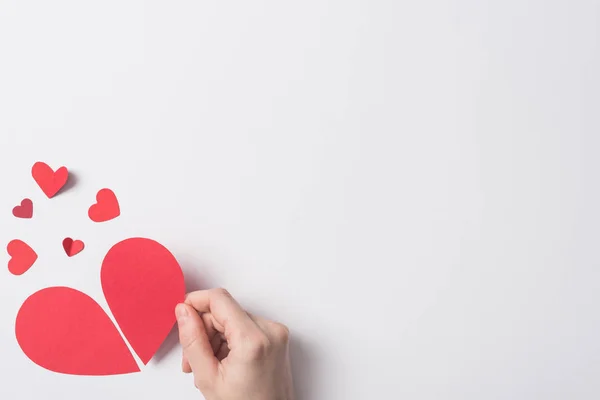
[175,288,295,400]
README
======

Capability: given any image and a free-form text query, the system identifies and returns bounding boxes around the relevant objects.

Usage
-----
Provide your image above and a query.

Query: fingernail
[176,303,189,321]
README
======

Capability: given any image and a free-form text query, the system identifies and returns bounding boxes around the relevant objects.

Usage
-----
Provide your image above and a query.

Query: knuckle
[181,334,199,351]
[271,323,290,343]
[213,287,232,299]
[179,322,201,350]
[246,333,271,360]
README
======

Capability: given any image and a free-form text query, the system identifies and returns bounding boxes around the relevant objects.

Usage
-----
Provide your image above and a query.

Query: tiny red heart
[88,189,120,222]
[12,199,33,219]
[7,240,38,275]
[63,238,85,257]
[31,162,69,198]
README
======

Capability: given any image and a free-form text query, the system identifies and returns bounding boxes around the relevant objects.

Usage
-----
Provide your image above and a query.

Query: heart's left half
[15,287,140,376]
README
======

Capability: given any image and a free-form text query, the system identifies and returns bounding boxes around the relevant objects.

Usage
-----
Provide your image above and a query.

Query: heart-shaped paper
[63,238,85,257]
[7,240,38,275]
[15,287,140,375]
[102,238,185,364]
[15,238,185,375]
[12,199,33,219]
[31,162,68,198]
[88,189,120,222]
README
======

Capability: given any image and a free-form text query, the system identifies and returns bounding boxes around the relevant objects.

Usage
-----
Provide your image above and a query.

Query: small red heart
[12,198,33,219]
[88,189,120,222]
[7,240,38,275]
[15,287,140,375]
[31,162,69,198]
[63,238,85,257]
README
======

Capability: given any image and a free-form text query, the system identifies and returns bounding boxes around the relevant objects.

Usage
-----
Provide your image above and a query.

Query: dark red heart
[15,238,185,375]
[12,198,33,219]
[31,162,68,198]
[7,240,38,275]
[63,238,85,257]
[88,189,120,222]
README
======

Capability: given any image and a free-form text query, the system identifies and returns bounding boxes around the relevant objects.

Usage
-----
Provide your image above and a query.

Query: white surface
[1,1,599,399]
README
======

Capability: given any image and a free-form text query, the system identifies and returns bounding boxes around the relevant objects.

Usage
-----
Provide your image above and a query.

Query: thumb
[176,303,219,388]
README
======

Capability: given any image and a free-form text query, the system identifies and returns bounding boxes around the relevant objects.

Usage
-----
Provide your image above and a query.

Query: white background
[1,1,599,399]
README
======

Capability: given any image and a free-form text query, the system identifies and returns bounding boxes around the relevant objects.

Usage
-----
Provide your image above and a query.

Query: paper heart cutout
[31,162,68,198]
[7,240,38,275]
[63,238,85,257]
[12,198,33,219]
[102,238,185,364]
[15,238,185,375]
[15,287,140,376]
[89,189,120,222]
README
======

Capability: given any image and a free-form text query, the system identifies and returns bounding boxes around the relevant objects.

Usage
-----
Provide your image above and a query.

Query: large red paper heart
[7,240,38,275]
[12,198,33,219]
[63,238,85,257]
[16,287,140,375]
[31,162,68,198]
[102,238,185,364]
[88,188,120,222]
[15,238,185,375]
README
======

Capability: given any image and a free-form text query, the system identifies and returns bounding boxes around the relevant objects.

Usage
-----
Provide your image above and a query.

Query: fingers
[182,313,224,373]
[185,288,258,342]
[184,289,289,364]
[176,303,219,387]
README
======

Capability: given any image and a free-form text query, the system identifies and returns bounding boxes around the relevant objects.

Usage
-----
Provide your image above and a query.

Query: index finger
[185,288,257,341]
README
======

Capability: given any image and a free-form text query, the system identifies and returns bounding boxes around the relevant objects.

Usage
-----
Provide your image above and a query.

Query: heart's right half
[15,238,185,375]
[101,237,186,364]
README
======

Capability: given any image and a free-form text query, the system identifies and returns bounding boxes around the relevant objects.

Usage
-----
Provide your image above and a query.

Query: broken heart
[15,238,185,375]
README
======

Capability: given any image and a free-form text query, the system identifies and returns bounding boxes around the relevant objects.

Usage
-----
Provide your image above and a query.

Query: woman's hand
[176,288,295,400]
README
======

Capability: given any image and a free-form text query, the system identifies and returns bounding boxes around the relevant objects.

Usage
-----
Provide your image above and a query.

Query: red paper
[31,162,68,198]
[63,238,85,257]
[101,238,185,364]
[88,188,120,222]
[15,287,140,376]
[7,240,38,275]
[12,198,33,219]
